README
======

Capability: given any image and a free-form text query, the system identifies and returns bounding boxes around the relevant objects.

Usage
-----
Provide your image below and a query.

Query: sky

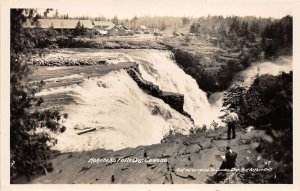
[39,0,294,19]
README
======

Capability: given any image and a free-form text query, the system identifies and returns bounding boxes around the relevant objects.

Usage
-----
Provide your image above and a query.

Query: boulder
[184,144,202,154]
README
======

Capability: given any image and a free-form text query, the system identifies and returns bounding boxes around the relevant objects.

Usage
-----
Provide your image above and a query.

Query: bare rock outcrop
[126,64,193,122]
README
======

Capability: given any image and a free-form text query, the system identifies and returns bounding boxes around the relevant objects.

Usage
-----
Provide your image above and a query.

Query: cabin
[93,21,114,35]
[79,20,94,30]
[137,25,150,34]
[93,21,129,36]
[106,25,129,36]
[106,25,121,36]
[93,21,114,30]
[25,19,95,35]
[117,25,128,31]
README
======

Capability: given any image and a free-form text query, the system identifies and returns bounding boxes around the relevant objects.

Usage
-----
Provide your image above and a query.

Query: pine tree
[160,21,167,30]
[10,9,66,182]
[73,21,82,36]
[182,17,190,26]
[112,16,119,25]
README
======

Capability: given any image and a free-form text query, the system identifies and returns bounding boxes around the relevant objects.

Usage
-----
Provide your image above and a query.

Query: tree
[250,20,260,35]
[229,16,241,36]
[63,14,69,19]
[261,15,292,57]
[182,17,190,26]
[54,9,58,18]
[189,22,201,34]
[10,9,66,182]
[131,16,138,30]
[217,21,227,38]
[73,21,86,36]
[43,8,53,18]
[160,21,167,30]
[73,21,81,36]
[80,24,87,36]
[240,21,249,38]
[112,16,119,25]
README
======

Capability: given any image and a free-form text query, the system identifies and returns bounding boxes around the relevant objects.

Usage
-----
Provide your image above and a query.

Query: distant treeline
[189,15,292,57]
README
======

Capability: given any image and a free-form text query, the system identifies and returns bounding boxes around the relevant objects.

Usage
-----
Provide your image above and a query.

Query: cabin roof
[25,19,94,29]
[139,25,147,30]
[93,21,114,27]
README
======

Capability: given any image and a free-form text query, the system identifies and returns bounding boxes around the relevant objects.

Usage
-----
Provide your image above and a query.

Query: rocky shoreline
[28,126,266,184]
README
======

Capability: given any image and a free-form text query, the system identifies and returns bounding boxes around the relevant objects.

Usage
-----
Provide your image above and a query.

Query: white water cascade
[37,50,292,152]
[231,56,292,88]
[43,70,196,152]
[126,49,223,127]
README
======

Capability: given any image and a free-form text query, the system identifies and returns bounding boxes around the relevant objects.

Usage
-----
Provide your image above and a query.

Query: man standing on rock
[224,108,239,140]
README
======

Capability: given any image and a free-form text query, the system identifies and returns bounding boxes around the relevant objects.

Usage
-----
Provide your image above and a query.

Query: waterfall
[37,49,225,152]
[126,49,223,127]
[40,69,194,152]
[36,49,292,152]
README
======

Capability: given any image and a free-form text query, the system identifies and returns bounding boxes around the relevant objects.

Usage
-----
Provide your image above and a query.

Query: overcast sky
[41,0,293,19]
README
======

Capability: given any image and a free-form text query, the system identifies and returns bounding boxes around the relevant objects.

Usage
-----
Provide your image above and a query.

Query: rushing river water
[36,49,292,152]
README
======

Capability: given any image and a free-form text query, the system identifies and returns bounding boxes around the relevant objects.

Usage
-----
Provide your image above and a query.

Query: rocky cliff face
[126,64,193,122]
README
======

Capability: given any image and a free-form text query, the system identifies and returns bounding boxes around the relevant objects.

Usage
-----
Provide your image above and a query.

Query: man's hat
[226,146,231,150]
